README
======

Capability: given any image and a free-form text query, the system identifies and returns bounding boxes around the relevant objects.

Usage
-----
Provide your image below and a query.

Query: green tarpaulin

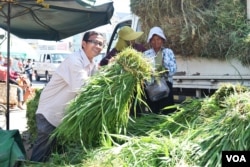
[0,129,26,167]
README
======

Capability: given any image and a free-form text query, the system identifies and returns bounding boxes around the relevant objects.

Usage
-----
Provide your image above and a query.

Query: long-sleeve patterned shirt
[143,47,177,83]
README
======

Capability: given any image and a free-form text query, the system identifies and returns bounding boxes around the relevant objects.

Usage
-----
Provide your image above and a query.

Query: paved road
[0,79,47,131]
[0,79,49,159]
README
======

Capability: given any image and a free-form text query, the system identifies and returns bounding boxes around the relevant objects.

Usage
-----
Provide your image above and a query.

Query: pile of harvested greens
[25,83,250,166]
[26,88,43,141]
[53,48,153,148]
[86,84,250,167]
[131,0,250,65]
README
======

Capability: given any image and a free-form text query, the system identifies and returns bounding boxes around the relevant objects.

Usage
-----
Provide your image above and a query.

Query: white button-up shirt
[36,49,97,127]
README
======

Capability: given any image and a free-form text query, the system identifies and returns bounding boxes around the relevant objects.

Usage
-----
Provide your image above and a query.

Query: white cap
[147,26,166,43]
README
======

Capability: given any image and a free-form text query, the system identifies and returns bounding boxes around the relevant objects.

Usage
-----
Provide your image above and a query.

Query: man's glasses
[86,40,105,47]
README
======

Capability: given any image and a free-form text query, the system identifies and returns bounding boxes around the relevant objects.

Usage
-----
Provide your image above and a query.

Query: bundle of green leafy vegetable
[26,88,43,141]
[24,83,250,166]
[81,134,198,167]
[131,0,250,65]
[53,48,153,148]
[190,84,250,167]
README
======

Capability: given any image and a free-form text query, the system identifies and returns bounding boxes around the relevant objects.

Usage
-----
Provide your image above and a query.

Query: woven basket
[0,83,18,105]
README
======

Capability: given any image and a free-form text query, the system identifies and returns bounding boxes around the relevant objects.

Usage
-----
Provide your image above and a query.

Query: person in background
[32,59,36,65]
[17,58,24,73]
[0,53,6,82]
[144,26,177,114]
[99,26,146,66]
[24,58,33,83]
[7,58,26,110]
[11,58,23,73]
[30,31,105,162]
[0,53,4,66]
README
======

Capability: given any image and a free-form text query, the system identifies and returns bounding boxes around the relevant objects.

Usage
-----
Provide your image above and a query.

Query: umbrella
[0,0,114,129]
[0,0,114,40]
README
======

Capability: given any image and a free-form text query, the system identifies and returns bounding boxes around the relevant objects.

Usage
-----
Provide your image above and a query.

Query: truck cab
[33,51,71,82]
[106,14,141,55]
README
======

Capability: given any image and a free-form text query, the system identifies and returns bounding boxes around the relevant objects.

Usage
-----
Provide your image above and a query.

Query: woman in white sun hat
[144,26,177,114]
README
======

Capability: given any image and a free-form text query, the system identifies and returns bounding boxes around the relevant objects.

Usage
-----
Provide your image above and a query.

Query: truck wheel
[35,74,40,81]
[45,73,50,82]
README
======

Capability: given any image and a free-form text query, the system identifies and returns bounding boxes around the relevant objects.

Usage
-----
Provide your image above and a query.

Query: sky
[96,0,130,13]
[91,0,131,33]
[113,0,130,13]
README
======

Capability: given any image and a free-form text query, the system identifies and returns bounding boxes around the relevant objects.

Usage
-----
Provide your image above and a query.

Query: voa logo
[226,155,247,163]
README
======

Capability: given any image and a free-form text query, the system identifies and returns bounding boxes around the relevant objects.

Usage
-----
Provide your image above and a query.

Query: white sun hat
[147,26,166,43]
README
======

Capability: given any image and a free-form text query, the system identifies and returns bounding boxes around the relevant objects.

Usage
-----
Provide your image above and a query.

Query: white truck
[33,51,71,82]
[106,15,250,102]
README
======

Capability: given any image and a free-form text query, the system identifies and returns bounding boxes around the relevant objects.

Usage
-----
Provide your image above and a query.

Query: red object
[0,66,7,81]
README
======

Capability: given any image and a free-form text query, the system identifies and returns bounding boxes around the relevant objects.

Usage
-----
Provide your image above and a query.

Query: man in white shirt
[30,31,106,162]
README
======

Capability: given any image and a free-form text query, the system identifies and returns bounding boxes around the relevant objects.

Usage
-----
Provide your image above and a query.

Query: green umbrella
[0,0,114,41]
